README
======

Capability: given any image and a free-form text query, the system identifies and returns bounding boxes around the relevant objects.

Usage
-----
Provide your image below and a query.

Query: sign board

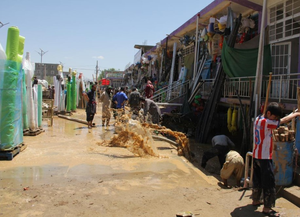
[105,71,125,79]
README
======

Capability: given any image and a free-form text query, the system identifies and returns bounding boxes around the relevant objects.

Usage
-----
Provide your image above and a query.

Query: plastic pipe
[67,83,71,112]
[0,27,22,150]
[38,84,42,127]
[22,69,28,130]
[71,73,76,111]
[25,55,36,130]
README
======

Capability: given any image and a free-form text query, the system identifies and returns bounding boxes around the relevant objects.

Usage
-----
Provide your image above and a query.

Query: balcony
[197,73,300,110]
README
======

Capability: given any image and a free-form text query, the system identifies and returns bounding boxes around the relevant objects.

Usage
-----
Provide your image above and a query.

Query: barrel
[273,141,295,186]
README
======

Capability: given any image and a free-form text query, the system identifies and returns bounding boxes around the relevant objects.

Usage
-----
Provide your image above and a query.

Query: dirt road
[0,109,299,217]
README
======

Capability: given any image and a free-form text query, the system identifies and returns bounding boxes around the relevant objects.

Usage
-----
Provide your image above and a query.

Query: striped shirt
[253,115,279,159]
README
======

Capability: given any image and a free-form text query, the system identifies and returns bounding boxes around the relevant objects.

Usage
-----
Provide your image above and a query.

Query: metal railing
[152,80,190,103]
[151,72,300,104]
[222,73,300,102]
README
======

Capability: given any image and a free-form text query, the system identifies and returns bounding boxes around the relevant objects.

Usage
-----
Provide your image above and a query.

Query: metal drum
[273,141,295,186]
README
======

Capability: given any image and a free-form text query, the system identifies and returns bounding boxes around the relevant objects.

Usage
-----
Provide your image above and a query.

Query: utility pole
[96,60,99,83]
[37,48,48,63]
[95,61,99,101]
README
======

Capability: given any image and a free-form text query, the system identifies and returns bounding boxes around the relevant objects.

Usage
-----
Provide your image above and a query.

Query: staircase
[152,80,189,103]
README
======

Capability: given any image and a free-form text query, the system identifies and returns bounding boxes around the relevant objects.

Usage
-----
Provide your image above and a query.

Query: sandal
[262,210,280,217]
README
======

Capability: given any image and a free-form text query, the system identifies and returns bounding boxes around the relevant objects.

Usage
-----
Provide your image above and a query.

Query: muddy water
[1,109,300,217]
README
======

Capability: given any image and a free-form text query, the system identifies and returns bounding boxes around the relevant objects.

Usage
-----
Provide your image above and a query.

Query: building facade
[34,63,69,80]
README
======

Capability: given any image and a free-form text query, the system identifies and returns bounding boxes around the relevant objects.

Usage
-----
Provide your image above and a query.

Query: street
[0,109,299,217]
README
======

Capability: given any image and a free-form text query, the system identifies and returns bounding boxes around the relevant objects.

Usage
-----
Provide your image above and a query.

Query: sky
[1,0,213,80]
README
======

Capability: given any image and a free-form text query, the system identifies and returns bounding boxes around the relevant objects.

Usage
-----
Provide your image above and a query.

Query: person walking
[128,87,141,115]
[252,102,300,217]
[201,135,235,169]
[83,84,97,129]
[100,86,112,126]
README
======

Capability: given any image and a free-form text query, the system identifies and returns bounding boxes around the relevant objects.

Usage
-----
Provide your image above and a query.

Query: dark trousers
[201,145,229,169]
[252,158,276,208]
[86,113,95,122]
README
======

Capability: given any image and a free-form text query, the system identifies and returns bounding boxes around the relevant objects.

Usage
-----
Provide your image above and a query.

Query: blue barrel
[273,141,295,186]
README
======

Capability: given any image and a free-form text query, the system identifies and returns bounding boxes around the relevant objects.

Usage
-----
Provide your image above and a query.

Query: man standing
[139,97,161,124]
[100,86,112,126]
[252,102,300,216]
[201,134,235,169]
[83,84,97,129]
[220,150,244,187]
[128,87,141,115]
[113,87,128,110]
[32,76,38,87]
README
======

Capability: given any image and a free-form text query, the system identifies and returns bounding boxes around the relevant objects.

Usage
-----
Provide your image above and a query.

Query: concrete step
[278,167,300,207]
[279,186,300,207]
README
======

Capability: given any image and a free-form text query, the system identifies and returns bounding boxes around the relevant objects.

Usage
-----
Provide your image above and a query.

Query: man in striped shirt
[252,102,300,217]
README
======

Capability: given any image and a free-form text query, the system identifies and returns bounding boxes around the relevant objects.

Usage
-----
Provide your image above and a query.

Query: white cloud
[92,56,104,59]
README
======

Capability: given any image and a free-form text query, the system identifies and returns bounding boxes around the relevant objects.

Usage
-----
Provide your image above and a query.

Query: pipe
[193,14,200,81]
[152,135,178,147]
[58,114,89,125]
[243,151,253,188]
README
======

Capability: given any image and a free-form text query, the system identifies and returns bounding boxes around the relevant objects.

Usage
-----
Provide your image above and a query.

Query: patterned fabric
[145,80,154,98]
[253,115,279,159]
[100,91,111,118]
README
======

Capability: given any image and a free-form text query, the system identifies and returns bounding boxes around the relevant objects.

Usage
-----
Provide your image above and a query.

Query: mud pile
[98,111,159,157]
[142,123,191,160]
[99,109,191,159]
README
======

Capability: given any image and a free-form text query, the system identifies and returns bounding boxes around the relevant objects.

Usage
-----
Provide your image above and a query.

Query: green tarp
[222,40,272,77]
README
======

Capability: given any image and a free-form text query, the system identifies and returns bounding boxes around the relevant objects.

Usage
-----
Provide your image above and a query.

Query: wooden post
[292,107,295,131]
[263,72,272,114]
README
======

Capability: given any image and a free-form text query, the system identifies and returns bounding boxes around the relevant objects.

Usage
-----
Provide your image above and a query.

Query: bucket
[273,141,295,186]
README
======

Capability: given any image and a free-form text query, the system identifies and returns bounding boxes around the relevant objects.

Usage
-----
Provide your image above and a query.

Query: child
[252,102,300,217]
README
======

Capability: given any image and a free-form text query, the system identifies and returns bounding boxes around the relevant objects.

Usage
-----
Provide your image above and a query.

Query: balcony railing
[222,73,300,102]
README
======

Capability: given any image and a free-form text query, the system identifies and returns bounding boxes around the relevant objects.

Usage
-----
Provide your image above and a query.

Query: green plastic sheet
[67,83,71,112]
[71,75,76,111]
[0,26,24,151]
[0,60,23,150]
[222,40,272,77]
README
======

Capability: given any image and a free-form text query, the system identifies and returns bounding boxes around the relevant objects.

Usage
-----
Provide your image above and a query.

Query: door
[270,42,291,100]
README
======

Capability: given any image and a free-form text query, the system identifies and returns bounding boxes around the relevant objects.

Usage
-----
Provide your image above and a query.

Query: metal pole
[253,0,267,116]
[193,13,200,81]
[164,36,168,77]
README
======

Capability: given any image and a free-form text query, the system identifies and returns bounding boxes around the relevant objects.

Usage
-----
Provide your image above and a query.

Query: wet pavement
[0,109,299,217]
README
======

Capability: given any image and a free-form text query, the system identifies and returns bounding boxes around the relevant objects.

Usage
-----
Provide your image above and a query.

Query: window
[269,0,300,42]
